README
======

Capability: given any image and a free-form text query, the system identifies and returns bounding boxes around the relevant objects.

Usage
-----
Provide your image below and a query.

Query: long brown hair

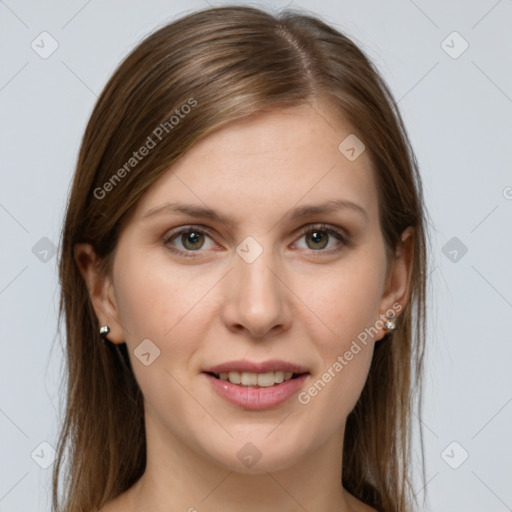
[53,5,429,511]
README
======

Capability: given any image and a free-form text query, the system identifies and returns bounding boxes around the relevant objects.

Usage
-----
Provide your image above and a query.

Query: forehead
[133,103,379,224]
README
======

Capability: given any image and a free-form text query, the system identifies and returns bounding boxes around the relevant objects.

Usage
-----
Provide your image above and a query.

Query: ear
[375,226,414,341]
[74,243,124,344]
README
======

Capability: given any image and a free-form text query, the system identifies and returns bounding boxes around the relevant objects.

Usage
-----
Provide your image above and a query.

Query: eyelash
[162,223,349,259]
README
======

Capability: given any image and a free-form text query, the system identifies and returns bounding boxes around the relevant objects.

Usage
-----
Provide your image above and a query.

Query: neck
[126,408,354,512]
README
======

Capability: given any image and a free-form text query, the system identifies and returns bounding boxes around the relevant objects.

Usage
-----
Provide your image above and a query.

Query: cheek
[112,250,220,384]
[113,250,197,341]
[112,253,204,416]
[115,270,165,340]
[297,251,386,342]
[294,251,385,416]
[296,297,377,440]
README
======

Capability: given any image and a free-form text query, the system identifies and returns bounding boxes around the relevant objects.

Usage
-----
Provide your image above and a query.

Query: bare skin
[78,100,413,512]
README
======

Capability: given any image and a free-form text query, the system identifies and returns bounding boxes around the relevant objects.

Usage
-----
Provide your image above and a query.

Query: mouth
[202,370,310,410]
[204,370,308,388]
[201,360,311,409]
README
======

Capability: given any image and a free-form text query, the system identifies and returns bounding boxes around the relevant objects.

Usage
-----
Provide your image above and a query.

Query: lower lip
[203,373,309,410]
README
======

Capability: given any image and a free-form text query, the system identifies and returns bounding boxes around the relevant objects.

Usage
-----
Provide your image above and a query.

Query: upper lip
[202,359,309,375]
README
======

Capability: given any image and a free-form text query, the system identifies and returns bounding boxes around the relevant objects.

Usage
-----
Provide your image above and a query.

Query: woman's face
[82,101,411,474]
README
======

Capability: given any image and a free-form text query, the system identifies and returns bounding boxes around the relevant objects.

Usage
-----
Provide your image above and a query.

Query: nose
[220,244,292,339]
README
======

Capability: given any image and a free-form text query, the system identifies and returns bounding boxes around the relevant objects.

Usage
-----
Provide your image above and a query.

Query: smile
[208,370,302,387]
[203,371,309,410]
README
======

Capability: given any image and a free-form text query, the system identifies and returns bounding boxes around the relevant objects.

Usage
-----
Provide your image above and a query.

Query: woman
[53,5,429,512]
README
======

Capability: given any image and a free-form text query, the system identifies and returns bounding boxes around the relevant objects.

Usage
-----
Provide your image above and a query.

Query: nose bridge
[238,241,277,294]
[236,235,281,304]
[224,234,289,337]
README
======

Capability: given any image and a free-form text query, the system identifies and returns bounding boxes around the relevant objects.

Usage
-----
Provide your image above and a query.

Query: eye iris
[182,231,203,250]
[175,229,334,252]
[308,230,328,250]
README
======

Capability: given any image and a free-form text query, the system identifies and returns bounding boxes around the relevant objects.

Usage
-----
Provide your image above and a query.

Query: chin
[199,434,304,474]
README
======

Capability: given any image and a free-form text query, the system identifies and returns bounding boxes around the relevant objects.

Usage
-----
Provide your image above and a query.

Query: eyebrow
[143,198,367,225]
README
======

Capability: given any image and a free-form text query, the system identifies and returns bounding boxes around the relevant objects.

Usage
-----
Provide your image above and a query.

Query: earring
[99,325,111,341]
[383,311,396,332]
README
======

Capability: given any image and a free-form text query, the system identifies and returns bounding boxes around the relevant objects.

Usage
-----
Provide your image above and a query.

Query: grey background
[1,0,511,510]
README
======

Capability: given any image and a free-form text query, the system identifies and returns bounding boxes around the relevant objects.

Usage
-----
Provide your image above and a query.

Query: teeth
[257,372,275,387]
[228,371,240,384]
[241,372,258,386]
[273,371,284,384]
[217,371,296,386]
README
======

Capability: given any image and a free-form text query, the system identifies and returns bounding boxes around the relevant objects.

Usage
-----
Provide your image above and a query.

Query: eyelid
[162,222,349,257]
[294,223,348,243]
[162,224,220,258]
[163,224,216,242]
[291,223,349,256]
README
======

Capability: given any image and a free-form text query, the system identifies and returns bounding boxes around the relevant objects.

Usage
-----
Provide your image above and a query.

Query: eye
[163,226,217,257]
[163,223,348,259]
[293,224,347,253]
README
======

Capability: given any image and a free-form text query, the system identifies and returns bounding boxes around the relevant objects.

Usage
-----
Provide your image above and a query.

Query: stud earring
[383,311,396,333]
[99,325,111,341]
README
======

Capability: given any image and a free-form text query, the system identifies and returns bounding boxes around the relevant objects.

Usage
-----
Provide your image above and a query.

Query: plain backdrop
[1,0,511,510]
